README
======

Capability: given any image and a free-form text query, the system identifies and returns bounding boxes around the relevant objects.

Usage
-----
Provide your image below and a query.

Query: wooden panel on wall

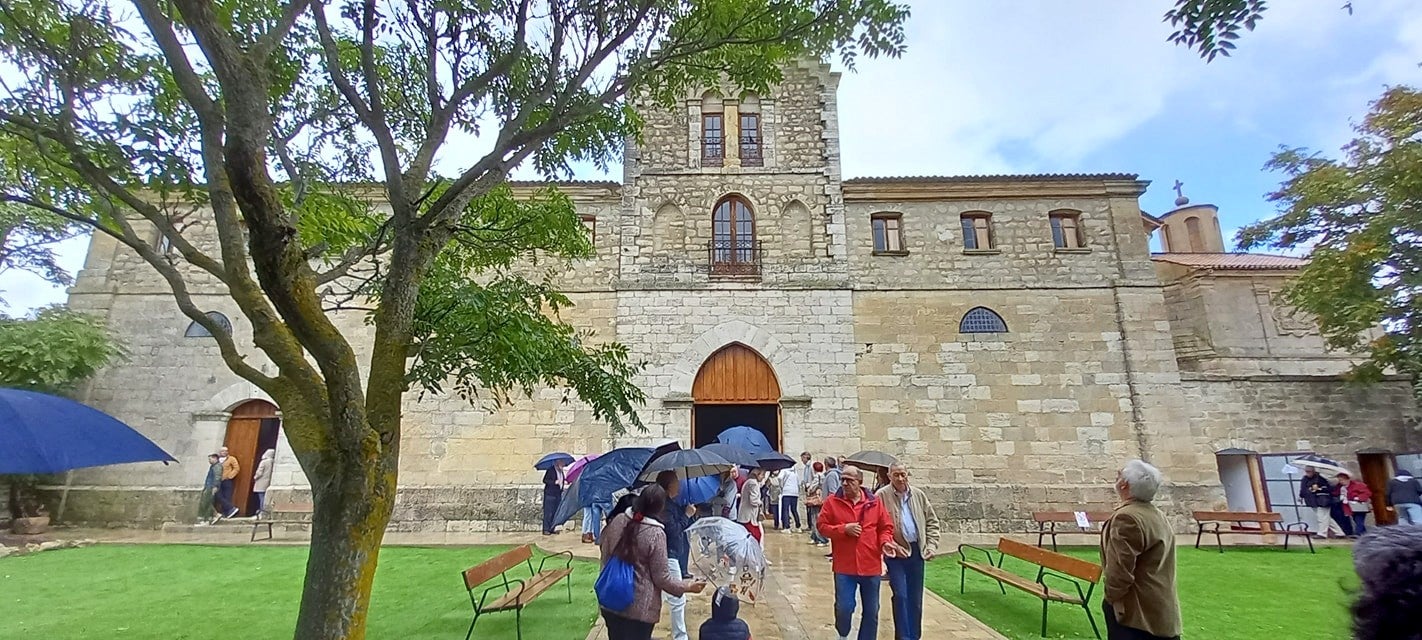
[692,343,781,403]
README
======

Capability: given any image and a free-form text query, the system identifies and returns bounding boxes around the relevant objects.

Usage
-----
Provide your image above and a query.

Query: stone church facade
[56,60,1420,532]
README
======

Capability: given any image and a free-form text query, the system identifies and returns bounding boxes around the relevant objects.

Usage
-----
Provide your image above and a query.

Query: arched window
[1185,216,1204,252]
[185,312,233,338]
[711,195,757,276]
[959,307,1008,333]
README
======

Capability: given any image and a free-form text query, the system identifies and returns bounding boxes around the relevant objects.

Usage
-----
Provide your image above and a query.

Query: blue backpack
[595,555,636,611]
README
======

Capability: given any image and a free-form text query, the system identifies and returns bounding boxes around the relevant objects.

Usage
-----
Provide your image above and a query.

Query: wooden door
[1358,453,1397,526]
[224,400,278,516]
[692,343,781,404]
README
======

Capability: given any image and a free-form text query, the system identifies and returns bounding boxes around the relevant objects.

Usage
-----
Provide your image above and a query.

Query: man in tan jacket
[1101,460,1181,640]
[875,463,940,640]
[215,446,240,519]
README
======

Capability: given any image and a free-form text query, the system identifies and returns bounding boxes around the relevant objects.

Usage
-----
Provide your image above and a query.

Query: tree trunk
[293,451,398,640]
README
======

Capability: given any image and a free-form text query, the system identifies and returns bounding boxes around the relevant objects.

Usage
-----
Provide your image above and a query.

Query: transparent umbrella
[687,517,767,605]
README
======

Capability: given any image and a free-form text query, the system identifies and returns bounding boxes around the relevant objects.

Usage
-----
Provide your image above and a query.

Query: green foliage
[0,305,124,394]
[1166,0,1266,61]
[1238,86,1422,382]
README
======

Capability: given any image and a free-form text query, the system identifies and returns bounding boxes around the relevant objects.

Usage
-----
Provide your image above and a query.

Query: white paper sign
[1282,464,1300,475]
[1074,511,1091,528]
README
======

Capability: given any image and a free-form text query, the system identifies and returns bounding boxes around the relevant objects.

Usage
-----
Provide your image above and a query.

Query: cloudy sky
[3,0,1420,315]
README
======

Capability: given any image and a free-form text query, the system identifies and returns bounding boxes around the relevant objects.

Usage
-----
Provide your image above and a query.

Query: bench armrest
[537,550,575,573]
[1284,521,1311,533]
[1039,569,1090,602]
[478,576,524,611]
[957,543,1000,567]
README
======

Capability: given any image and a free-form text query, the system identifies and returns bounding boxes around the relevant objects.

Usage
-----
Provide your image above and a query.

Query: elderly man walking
[1101,460,1181,640]
[215,446,240,518]
[818,465,896,640]
[876,463,940,640]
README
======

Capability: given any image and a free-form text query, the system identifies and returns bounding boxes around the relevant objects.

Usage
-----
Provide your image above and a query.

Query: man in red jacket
[817,464,899,640]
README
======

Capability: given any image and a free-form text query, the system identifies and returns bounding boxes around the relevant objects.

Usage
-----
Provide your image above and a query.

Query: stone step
[160,520,310,538]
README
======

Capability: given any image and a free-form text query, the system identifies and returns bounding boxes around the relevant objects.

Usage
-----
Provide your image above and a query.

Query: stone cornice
[842,176,1150,202]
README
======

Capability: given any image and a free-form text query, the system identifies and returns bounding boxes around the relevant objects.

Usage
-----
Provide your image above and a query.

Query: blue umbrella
[716,426,774,455]
[700,443,760,468]
[534,452,574,471]
[552,447,655,526]
[0,388,177,474]
[676,474,722,507]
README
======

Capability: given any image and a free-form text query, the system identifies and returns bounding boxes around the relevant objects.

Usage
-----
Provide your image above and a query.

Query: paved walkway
[55,523,1005,639]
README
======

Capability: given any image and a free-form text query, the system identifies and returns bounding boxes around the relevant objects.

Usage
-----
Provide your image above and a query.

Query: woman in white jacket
[251,449,275,515]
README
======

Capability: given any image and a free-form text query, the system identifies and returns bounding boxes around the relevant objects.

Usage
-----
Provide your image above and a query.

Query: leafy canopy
[0,306,125,394]
[1238,86,1422,381]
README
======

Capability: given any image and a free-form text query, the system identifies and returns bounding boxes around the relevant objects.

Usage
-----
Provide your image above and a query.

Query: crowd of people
[558,450,1422,640]
[196,445,273,524]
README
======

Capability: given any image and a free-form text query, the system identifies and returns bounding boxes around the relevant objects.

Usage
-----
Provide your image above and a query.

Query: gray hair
[840,464,863,480]
[1120,460,1164,502]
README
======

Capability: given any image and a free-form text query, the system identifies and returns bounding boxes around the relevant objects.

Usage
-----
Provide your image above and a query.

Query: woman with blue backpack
[597,485,708,639]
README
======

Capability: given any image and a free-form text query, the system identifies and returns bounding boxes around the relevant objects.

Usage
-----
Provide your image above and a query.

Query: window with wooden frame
[1049,210,1086,249]
[711,195,757,275]
[871,213,905,254]
[702,113,724,166]
[579,215,596,242]
[960,212,994,251]
[739,113,762,166]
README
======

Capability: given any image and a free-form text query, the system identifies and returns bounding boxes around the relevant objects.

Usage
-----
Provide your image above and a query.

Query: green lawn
[928,545,1358,639]
[0,544,598,639]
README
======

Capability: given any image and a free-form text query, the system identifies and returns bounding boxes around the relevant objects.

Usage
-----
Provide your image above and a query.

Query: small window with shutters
[871,213,905,255]
[1049,211,1086,250]
[960,212,994,251]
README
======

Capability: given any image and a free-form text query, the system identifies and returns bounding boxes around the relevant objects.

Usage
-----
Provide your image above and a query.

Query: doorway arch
[223,399,281,516]
[692,343,781,449]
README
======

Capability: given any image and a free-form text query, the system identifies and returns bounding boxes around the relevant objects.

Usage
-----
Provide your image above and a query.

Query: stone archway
[691,343,782,449]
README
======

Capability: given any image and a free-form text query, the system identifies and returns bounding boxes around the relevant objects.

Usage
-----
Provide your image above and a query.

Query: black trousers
[601,611,654,640]
[541,491,561,534]
[1103,602,1179,640]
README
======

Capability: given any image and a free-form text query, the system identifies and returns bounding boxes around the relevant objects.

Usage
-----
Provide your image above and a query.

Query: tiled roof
[1152,253,1308,270]
[506,180,620,188]
[844,173,1139,183]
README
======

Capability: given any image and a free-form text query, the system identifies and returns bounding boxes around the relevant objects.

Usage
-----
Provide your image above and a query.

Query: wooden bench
[1192,510,1314,554]
[249,501,314,542]
[959,537,1101,638]
[461,544,573,640]
[1031,511,1114,551]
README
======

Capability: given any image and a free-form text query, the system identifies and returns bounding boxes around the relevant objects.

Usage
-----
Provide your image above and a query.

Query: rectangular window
[702,114,724,166]
[871,214,904,254]
[960,213,993,250]
[1050,212,1084,249]
[580,215,596,242]
[739,113,762,167]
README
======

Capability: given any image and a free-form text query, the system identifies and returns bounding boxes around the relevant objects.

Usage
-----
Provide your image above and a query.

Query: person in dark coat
[656,470,695,640]
[1350,523,1422,640]
[1385,470,1422,525]
[542,459,566,535]
[698,586,752,640]
[1300,467,1344,538]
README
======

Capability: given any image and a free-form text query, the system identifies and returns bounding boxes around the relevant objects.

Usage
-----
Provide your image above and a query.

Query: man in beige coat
[876,463,940,640]
[1101,460,1181,640]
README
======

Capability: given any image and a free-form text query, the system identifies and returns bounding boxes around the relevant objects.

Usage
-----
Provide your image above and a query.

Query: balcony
[707,240,762,277]
[702,138,724,167]
[739,136,762,167]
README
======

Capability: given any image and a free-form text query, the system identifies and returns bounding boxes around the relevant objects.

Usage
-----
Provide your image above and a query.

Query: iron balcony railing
[740,135,762,166]
[707,239,762,277]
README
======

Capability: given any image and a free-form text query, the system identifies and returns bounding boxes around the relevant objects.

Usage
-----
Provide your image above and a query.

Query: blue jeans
[1398,503,1422,524]
[885,542,925,640]
[834,573,881,640]
[807,505,828,543]
[582,505,605,540]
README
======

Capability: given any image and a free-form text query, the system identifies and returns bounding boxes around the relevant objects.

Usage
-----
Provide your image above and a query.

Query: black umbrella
[844,450,898,473]
[637,449,734,482]
[756,451,796,472]
[700,443,761,468]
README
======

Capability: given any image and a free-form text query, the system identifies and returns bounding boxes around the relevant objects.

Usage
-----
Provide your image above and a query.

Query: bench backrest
[462,545,533,590]
[1192,510,1283,524]
[998,537,1102,583]
[1032,511,1114,525]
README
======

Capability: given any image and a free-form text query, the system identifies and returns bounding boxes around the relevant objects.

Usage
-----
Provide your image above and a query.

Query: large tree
[0,1,909,638]
[1238,85,1422,383]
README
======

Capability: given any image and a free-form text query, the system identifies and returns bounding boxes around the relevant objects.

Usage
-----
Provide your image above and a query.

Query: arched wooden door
[692,344,781,448]
[224,400,280,516]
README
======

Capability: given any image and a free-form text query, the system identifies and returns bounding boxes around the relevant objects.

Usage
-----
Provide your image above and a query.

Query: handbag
[1348,499,1371,512]
[595,555,636,611]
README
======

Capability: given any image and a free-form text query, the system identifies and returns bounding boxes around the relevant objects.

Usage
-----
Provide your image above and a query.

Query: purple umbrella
[566,453,600,483]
